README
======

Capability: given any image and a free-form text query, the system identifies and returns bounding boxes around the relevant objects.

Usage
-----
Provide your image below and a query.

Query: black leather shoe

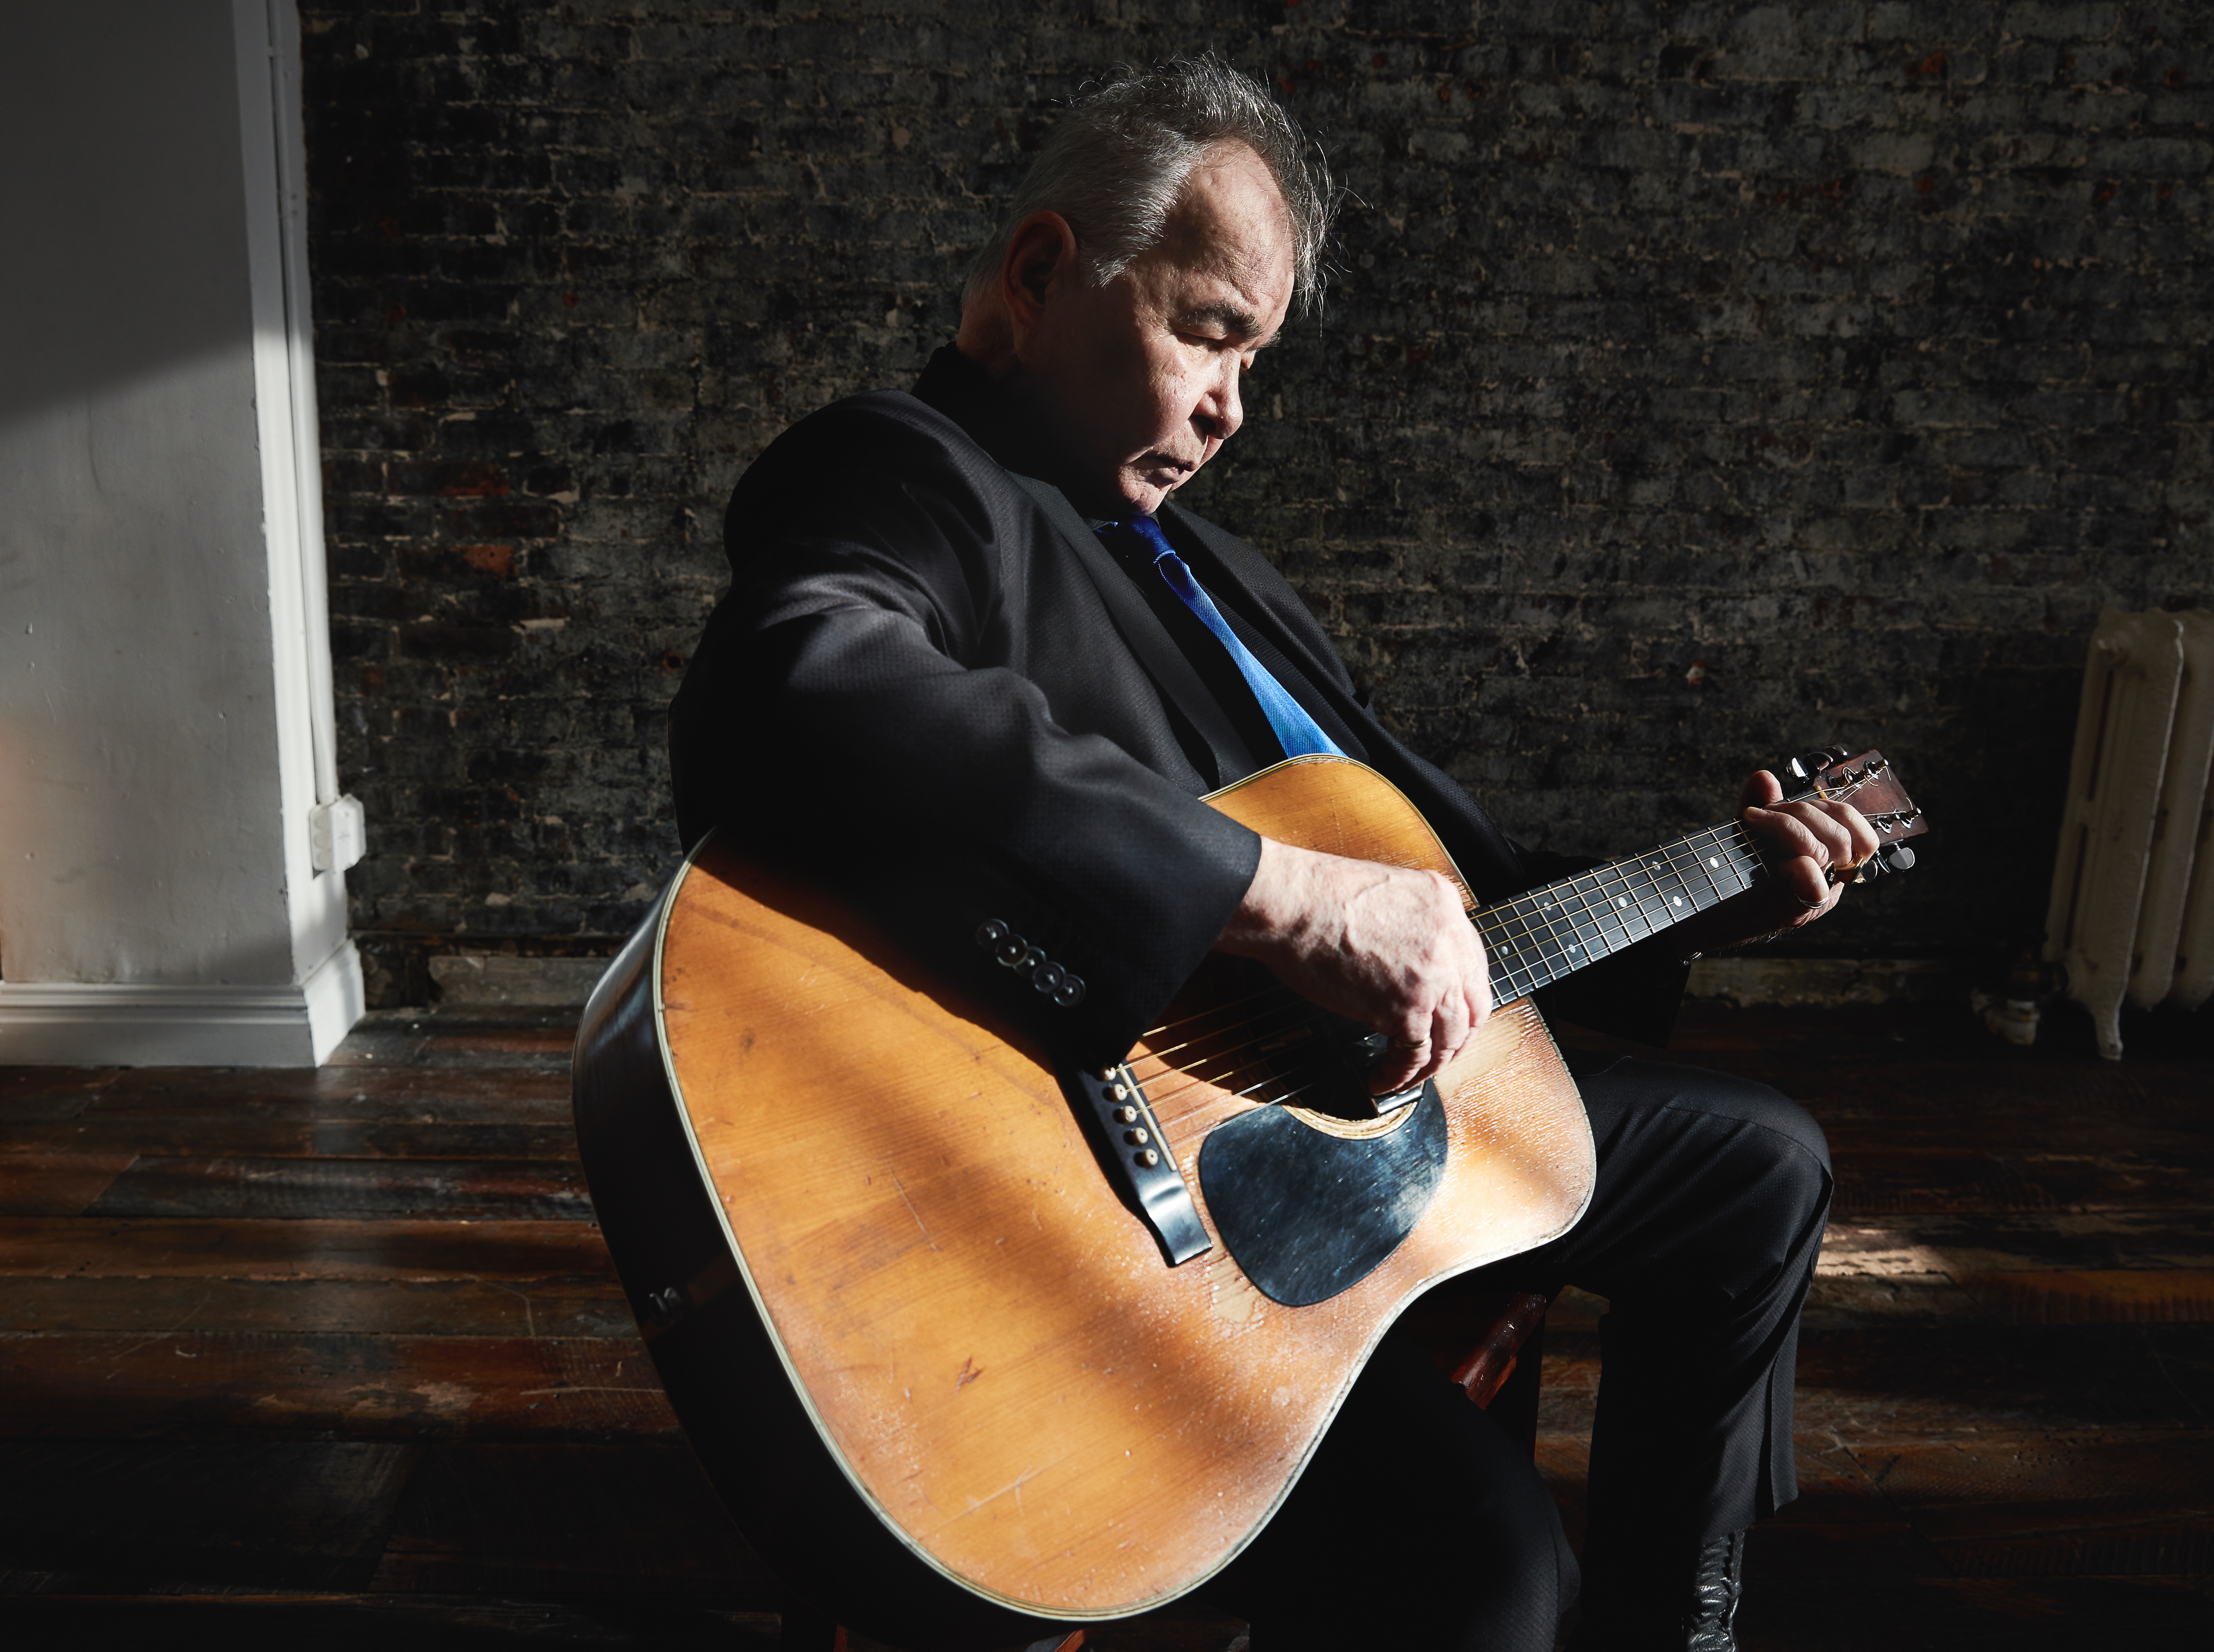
[1568,1528,1745,1651]
[1683,1529,1745,1651]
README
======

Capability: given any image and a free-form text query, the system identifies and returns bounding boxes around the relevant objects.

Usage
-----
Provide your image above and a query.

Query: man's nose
[1196,356,1244,444]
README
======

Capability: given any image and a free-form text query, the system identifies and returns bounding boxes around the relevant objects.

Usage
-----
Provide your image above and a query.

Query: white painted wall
[0,0,363,1064]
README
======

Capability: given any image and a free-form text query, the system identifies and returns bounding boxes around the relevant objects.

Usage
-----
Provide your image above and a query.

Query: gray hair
[962,55,1337,319]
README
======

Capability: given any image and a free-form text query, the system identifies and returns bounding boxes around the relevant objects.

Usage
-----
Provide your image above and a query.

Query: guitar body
[573,756,1596,1648]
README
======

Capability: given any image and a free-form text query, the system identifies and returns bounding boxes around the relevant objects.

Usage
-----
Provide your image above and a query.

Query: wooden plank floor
[1,1001,2207,1649]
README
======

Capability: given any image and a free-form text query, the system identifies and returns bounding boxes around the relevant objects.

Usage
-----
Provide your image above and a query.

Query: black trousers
[1203,1054,1834,1651]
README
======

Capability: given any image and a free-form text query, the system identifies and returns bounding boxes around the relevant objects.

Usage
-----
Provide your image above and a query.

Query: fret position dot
[1672,896,1683,906]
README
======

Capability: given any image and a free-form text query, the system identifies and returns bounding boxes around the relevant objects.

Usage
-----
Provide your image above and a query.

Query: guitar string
[1131,773,1904,1130]
[1139,983,1310,1048]
[1129,776,1868,1044]
[1138,823,1776,1128]
[1139,998,1325,1073]
[1142,827,1768,1108]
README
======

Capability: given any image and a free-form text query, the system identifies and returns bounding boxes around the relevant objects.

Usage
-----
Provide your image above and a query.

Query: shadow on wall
[0,0,329,996]
[0,7,256,441]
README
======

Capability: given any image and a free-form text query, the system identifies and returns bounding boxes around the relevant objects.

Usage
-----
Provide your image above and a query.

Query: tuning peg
[1877,842,1917,873]
[1777,749,1839,788]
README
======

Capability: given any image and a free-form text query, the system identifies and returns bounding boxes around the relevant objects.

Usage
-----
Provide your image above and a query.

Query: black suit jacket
[669,357,1685,1064]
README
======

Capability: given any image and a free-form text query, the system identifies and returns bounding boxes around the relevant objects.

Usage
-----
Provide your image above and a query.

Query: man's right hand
[1214,837,1491,1096]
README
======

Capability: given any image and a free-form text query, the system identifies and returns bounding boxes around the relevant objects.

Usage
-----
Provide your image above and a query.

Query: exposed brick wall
[300,2,2211,1003]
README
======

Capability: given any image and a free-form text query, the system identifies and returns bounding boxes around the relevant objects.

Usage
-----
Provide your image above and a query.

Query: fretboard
[1474,820,1768,1003]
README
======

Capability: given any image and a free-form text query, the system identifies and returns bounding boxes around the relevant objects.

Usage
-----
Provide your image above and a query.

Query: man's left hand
[1673,769,1881,958]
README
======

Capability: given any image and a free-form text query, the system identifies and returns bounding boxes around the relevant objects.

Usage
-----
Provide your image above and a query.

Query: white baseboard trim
[0,940,365,1067]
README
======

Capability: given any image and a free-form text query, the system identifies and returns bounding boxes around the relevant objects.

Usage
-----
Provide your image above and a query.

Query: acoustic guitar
[572,750,1924,1650]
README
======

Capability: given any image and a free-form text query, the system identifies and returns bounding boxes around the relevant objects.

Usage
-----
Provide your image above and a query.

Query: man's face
[1017,142,1295,516]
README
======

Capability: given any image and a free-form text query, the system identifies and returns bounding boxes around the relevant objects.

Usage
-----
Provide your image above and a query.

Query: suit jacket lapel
[1006,473,1264,785]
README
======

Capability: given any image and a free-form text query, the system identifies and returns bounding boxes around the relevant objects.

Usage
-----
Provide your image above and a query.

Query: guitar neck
[1474,818,1767,1003]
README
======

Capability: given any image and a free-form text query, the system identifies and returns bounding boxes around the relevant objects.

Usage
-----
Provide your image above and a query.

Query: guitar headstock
[1777,747,1927,877]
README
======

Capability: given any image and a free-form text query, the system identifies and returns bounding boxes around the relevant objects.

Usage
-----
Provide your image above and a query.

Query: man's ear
[1001,211,1080,346]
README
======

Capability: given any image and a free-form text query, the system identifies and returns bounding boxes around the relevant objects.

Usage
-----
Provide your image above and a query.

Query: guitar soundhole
[1156,957,1411,1123]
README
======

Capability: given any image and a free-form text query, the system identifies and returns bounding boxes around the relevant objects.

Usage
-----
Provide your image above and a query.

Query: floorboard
[0,999,2205,1649]
[83,1155,592,1221]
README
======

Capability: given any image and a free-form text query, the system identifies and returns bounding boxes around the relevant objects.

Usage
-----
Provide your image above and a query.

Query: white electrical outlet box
[309,795,367,874]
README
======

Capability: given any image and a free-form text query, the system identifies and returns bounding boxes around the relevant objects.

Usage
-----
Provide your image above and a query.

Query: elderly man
[670,57,1869,1652]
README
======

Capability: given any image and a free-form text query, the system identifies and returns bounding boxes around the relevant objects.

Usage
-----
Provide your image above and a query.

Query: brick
[297,0,2214,986]
[1999,4,2122,39]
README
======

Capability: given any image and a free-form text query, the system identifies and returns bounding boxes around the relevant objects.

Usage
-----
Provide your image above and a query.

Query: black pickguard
[1196,1081,1449,1307]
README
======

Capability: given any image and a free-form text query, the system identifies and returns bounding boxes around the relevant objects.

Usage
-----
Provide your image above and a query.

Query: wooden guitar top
[651,756,1595,1619]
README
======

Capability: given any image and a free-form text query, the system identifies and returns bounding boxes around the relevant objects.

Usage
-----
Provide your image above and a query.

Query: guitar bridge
[1057,1060,1211,1267]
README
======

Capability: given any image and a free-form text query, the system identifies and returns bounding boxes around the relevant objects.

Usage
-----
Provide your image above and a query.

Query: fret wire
[1483,945,1540,1003]
[1483,911,1544,994]
[1475,914,1543,1000]
[1592,867,1649,945]
[1560,874,1631,961]
[1646,849,1690,922]
[1594,864,1645,945]
[1560,872,1620,957]
[1685,834,1729,908]
[1704,824,1759,890]
[1528,889,1587,974]
[1497,948,1542,1001]
[1528,890,1579,987]
[1602,865,1660,944]
[1638,850,1694,927]
[1474,815,1785,995]
[1496,900,1554,974]
[1687,834,1732,905]
[1674,834,1728,910]
[1500,899,1549,963]
[1498,897,1550,952]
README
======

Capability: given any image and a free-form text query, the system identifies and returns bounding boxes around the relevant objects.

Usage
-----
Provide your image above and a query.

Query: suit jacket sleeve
[667,394,1262,1066]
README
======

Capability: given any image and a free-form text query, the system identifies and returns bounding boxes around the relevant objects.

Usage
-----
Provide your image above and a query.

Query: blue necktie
[1099,514,1344,761]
